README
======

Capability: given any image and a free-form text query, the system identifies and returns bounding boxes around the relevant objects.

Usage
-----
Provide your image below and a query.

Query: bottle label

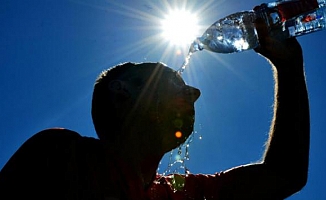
[277,0,319,21]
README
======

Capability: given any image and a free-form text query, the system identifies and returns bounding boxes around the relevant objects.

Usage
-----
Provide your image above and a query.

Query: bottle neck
[318,0,326,5]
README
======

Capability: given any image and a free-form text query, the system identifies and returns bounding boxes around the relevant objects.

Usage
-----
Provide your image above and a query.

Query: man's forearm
[263,58,310,189]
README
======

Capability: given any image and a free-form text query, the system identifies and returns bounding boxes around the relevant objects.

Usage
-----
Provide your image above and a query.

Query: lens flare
[175,131,182,138]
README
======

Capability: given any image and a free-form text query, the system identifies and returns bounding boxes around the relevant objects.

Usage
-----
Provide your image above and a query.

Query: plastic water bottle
[191,0,326,54]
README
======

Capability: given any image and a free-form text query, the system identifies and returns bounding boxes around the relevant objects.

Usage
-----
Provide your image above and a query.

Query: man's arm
[256,20,310,192]
[262,38,310,190]
[217,25,310,199]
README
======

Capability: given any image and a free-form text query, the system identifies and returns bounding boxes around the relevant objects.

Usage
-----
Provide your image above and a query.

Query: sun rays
[94,0,220,68]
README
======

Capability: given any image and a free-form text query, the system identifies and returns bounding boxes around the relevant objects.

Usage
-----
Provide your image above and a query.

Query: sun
[161,9,200,46]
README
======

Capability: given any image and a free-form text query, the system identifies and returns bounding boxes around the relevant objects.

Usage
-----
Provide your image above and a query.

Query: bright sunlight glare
[161,9,200,46]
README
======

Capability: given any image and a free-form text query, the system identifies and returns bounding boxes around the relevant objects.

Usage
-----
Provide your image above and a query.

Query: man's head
[92,62,200,152]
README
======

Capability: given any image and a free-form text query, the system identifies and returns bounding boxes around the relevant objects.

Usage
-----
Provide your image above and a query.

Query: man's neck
[104,139,163,188]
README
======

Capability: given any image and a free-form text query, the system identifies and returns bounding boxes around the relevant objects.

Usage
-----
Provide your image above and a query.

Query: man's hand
[254,18,303,69]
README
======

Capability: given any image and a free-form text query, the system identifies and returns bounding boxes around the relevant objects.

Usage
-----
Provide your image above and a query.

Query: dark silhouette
[0,20,310,199]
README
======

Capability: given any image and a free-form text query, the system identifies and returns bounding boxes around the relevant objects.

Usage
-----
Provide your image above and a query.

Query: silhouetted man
[0,21,309,199]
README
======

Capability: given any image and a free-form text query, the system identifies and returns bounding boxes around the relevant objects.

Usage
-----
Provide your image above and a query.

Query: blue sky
[1,0,326,199]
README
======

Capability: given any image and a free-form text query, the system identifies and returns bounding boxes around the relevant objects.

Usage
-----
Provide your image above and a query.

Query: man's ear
[108,80,130,98]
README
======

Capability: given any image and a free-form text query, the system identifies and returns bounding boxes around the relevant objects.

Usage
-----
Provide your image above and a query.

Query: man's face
[120,64,201,152]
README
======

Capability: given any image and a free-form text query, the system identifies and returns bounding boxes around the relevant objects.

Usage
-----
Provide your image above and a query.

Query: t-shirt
[0,128,230,199]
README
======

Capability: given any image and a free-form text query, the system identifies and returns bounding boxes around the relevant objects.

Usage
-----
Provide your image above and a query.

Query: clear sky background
[1,0,326,199]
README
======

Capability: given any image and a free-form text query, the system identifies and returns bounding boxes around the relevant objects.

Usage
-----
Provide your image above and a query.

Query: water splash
[177,38,204,75]
[161,134,194,176]
[177,51,193,75]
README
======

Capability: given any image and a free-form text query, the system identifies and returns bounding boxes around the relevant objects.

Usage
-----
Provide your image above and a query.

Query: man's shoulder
[33,127,81,138]
[24,128,99,151]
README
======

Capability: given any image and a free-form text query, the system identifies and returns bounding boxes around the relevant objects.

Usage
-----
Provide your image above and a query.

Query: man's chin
[177,125,194,142]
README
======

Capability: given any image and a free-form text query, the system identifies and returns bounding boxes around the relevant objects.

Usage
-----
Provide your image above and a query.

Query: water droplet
[185,168,190,174]
[185,145,190,160]
[178,147,182,155]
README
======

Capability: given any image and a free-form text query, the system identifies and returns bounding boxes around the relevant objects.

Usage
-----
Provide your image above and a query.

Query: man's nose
[182,86,201,102]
